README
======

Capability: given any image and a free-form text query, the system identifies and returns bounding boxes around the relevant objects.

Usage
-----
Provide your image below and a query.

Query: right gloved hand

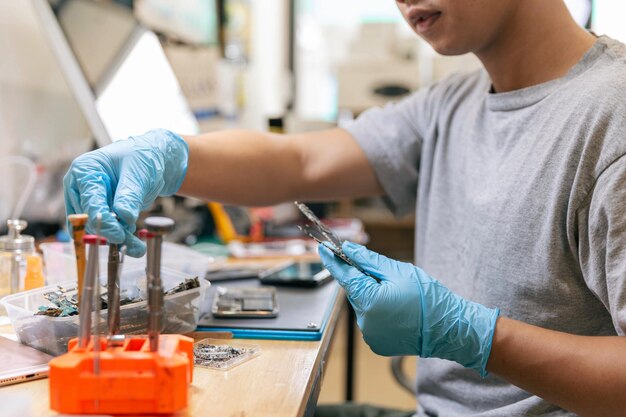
[63,129,189,257]
[319,241,499,377]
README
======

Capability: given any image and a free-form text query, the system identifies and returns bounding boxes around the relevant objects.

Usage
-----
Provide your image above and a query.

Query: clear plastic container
[40,241,218,285]
[39,242,77,286]
[0,266,209,356]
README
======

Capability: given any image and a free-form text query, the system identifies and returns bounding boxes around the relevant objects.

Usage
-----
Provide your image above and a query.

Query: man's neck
[476,2,597,93]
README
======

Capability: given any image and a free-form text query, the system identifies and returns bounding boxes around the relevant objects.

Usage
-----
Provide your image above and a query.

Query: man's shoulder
[597,35,626,63]
[408,69,488,115]
[575,36,626,101]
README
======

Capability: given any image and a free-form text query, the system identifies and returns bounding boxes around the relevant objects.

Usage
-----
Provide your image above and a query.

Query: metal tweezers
[294,201,380,283]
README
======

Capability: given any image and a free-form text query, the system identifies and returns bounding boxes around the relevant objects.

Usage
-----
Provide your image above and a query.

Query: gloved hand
[319,241,499,377]
[63,129,188,257]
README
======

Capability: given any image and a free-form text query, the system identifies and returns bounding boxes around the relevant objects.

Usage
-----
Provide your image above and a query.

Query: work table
[0,286,345,417]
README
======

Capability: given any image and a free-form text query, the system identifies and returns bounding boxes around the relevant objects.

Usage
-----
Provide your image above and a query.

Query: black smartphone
[204,264,270,282]
[259,261,333,288]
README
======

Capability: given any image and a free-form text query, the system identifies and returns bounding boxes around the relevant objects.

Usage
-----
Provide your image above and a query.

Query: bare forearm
[178,128,382,206]
[487,317,626,416]
[179,129,299,205]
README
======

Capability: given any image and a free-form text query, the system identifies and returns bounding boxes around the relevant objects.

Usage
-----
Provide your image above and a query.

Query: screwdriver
[107,243,124,337]
[144,216,175,352]
[68,214,88,304]
[78,233,106,348]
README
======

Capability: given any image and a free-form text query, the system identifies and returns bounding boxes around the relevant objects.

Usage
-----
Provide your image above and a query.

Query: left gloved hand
[319,241,499,377]
[63,129,188,257]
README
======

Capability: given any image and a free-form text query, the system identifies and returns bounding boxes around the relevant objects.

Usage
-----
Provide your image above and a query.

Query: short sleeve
[343,85,438,217]
[578,155,626,335]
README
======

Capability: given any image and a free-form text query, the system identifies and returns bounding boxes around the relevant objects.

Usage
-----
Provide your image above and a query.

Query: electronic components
[193,338,260,370]
[212,286,278,318]
[294,201,381,283]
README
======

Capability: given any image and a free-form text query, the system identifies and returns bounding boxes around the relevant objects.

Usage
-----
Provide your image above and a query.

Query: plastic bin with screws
[0,222,209,357]
[1,268,207,356]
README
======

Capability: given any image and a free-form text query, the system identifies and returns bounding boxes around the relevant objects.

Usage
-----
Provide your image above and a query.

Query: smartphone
[0,337,52,386]
[204,264,270,282]
[212,286,279,318]
[259,261,333,288]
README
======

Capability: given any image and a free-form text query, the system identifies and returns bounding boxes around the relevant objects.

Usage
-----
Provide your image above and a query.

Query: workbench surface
[0,287,345,417]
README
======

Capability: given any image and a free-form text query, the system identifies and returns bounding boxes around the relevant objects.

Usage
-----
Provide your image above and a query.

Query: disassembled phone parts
[294,201,381,283]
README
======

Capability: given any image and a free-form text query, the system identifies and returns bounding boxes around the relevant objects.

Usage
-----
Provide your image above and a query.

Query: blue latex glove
[319,241,499,377]
[63,129,188,257]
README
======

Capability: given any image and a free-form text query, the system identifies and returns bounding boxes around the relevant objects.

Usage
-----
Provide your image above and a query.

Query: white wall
[0,0,90,157]
[244,0,290,129]
[592,1,626,42]
[0,0,91,223]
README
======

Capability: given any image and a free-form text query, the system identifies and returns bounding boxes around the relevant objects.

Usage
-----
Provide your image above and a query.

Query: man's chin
[432,45,472,57]
[424,37,473,56]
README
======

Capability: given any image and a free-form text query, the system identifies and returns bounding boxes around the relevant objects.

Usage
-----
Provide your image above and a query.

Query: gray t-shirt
[344,36,626,416]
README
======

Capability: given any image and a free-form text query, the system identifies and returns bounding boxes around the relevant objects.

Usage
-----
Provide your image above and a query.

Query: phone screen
[259,261,332,287]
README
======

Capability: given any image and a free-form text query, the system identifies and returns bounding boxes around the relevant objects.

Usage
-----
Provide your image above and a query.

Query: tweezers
[294,201,381,283]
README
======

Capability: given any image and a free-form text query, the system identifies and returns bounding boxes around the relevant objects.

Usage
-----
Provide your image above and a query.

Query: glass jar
[0,219,36,299]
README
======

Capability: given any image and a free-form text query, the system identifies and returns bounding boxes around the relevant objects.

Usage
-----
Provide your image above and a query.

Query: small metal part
[294,202,381,283]
[163,277,200,295]
[107,334,126,347]
[145,216,175,352]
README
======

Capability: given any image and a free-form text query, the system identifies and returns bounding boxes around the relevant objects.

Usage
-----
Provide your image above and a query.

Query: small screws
[193,343,249,369]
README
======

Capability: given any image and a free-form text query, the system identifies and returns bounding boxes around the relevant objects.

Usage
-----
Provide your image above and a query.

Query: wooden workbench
[0,286,345,417]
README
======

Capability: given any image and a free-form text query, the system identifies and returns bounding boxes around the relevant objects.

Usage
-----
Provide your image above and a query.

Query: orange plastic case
[49,334,193,415]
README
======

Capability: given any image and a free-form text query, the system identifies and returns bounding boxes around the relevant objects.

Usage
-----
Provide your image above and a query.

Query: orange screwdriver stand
[49,334,193,415]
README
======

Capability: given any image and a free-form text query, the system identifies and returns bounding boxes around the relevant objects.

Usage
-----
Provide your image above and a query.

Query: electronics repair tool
[145,216,175,352]
[107,242,124,337]
[78,233,106,349]
[48,216,193,415]
[107,213,125,337]
[294,201,381,283]
[68,214,89,303]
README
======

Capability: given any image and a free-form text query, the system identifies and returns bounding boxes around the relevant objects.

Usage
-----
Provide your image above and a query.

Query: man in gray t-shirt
[64,1,626,416]
[344,34,626,416]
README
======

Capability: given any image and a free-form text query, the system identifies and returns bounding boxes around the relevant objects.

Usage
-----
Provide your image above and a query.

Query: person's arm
[64,127,382,256]
[179,128,382,206]
[487,317,626,417]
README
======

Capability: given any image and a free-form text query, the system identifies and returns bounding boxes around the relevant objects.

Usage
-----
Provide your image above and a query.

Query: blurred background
[2,0,623,239]
[0,0,624,409]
